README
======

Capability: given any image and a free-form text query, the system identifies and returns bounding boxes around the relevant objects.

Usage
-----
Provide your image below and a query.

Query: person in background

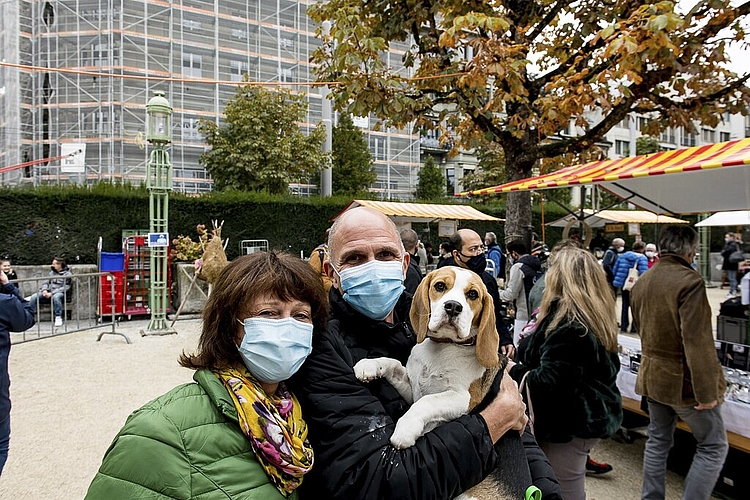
[612,241,648,334]
[451,229,515,357]
[602,238,625,295]
[308,229,333,296]
[289,207,562,499]
[399,228,423,294]
[85,252,327,499]
[423,241,435,266]
[721,232,741,298]
[0,260,18,291]
[0,268,35,476]
[508,246,622,500]
[631,225,728,500]
[26,256,72,327]
[416,240,428,274]
[436,241,455,268]
[499,240,542,346]
[485,231,506,280]
[589,230,610,257]
[645,243,659,269]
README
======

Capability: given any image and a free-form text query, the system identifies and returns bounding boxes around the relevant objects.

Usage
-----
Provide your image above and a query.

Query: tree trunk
[503,149,535,251]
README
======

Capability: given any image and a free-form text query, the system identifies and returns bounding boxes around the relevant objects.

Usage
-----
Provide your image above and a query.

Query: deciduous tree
[199,86,328,194]
[332,114,377,195]
[415,155,446,200]
[308,0,750,242]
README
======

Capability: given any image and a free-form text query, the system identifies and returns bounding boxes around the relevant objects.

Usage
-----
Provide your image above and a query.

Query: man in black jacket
[449,229,515,358]
[399,228,423,295]
[291,207,561,500]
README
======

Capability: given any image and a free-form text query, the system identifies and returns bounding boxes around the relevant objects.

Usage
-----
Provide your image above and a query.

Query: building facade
[0,0,420,197]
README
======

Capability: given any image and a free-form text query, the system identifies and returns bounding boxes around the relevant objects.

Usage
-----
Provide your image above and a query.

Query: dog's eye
[434,281,446,292]
[466,289,479,300]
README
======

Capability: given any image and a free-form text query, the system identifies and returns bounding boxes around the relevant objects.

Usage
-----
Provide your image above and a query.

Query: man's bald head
[327,207,403,263]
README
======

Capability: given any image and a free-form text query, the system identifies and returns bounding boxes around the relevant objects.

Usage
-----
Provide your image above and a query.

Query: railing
[10,272,131,344]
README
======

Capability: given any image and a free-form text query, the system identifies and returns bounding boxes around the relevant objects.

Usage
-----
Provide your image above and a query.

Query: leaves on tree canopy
[308,0,750,237]
[199,86,329,194]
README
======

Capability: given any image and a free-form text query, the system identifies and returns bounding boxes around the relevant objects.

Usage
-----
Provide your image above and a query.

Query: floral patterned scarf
[214,367,314,497]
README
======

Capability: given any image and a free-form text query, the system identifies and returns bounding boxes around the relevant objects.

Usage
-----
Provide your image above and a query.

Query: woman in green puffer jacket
[85,252,328,499]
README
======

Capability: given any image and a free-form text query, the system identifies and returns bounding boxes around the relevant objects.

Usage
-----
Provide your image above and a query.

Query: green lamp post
[142,91,176,335]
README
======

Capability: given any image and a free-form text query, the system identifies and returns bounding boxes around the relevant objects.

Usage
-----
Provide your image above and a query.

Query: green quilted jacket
[85,369,299,500]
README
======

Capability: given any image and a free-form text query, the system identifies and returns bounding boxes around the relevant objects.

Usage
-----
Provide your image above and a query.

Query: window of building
[182,118,201,141]
[232,28,248,40]
[279,67,294,82]
[183,53,202,77]
[446,167,455,194]
[719,131,731,142]
[615,139,630,157]
[681,128,697,147]
[183,19,202,30]
[659,128,676,144]
[701,128,715,143]
[230,60,248,82]
[618,116,631,129]
[636,116,648,131]
[90,44,118,66]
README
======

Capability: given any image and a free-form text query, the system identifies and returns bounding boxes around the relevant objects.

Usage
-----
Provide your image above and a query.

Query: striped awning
[331,199,502,223]
[459,138,750,215]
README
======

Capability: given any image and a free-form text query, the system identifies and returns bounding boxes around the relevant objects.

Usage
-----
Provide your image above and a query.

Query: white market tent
[695,211,750,227]
[547,209,688,228]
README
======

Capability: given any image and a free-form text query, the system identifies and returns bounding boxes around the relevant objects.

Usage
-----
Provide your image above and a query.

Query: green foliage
[636,136,663,155]
[332,114,377,195]
[199,86,329,194]
[307,0,749,242]
[415,156,446,200]
[462,146,507,195]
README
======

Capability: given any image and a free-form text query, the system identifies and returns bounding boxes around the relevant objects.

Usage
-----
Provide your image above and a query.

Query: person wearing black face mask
[449,229,515,358]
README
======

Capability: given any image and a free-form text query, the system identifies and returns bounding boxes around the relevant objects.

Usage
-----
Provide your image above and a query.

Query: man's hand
[42,290,51,298]
[479,373,527,442]
[694,400,718,410]
[501,343,516,359]
[0,270,7,286]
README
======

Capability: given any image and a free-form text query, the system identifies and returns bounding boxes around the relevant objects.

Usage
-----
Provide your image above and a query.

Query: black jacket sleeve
[522,427,563,500]
[482,274,513,346]
[293,332,499,500]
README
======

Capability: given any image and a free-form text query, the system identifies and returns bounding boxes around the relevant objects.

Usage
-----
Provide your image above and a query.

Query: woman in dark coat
[509,246,622,500]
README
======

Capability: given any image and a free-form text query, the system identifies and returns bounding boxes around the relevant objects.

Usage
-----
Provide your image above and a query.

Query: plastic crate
[100,252,125,272]
[717,315,749,345]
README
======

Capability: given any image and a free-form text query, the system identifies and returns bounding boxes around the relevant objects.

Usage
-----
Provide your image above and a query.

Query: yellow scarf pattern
[214,367,313,497]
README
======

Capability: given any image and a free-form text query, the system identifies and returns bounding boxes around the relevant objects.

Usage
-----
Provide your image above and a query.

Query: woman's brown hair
[179,251,328,370]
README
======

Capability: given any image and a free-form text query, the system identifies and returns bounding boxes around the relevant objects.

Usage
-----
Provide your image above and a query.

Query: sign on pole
[60,143,86,173]
[148,233,170,247]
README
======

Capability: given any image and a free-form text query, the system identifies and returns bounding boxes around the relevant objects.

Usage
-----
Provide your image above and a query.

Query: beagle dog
[354,266,533,500]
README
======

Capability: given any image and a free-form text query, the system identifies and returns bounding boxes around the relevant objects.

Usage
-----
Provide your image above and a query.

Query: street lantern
[146,91,172,144]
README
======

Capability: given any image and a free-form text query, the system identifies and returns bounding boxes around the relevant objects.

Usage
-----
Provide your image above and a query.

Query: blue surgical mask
[237,317,313,383]
[333,259,405,320]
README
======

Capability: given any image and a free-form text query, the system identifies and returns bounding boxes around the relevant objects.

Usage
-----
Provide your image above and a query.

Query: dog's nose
[443,300,463,317]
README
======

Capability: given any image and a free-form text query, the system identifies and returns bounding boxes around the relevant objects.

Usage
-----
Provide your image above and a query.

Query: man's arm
[679,279,725,406]
[293,332,522,500]
[1,271,35,332]
[497,265,523,302]
[483,277,513,348]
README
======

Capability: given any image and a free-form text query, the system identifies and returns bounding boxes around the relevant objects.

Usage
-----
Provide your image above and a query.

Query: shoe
[54,316,63,327]
[586,457,613,475]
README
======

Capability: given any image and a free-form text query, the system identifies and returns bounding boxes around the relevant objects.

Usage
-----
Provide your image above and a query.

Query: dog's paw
[353,359,385,382]
[389,419,423,449]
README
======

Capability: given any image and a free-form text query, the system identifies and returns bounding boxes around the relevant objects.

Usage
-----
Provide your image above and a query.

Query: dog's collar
[427,335,477,346]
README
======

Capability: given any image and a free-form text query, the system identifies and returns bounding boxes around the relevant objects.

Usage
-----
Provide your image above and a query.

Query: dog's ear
[475,288,499,368]
[410,272,433,343]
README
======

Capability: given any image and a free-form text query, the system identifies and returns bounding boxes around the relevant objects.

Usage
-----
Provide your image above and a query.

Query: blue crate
[100,252,125,272]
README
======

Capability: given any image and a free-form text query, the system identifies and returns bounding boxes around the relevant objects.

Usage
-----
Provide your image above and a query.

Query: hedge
[3,183,658,266]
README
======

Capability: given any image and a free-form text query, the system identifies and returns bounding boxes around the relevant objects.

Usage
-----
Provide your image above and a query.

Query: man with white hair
[602,238,625,295]
[645,243,659,268]
[290,207,562,499]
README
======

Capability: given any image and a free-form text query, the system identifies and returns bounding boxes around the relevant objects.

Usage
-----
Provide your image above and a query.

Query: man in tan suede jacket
[631,225,728,500]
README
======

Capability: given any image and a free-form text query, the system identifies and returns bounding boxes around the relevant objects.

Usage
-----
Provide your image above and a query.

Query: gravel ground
[1,285,733,498]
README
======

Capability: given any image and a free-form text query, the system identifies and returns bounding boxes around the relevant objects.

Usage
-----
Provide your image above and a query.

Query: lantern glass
[148,111,171,143]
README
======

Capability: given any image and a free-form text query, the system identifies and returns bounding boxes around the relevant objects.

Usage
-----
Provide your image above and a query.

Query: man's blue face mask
[332,259,405,321]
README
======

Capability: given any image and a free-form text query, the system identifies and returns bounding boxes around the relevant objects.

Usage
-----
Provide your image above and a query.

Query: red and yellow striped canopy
[459,138,750,215]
